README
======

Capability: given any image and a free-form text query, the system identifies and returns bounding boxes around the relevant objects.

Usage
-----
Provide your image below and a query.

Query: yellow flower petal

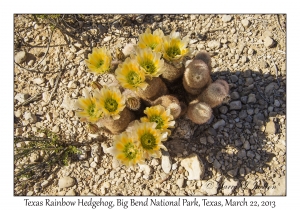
[85,47,112,74]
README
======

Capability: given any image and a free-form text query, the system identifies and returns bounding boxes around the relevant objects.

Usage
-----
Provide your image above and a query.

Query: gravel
[13,14,286,196]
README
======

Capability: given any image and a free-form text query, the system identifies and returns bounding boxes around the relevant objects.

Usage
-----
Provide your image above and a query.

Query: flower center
[88,103,96,116]
[123,142,138,160]
[141,60,156,74]
[95,60,104,68]
[104,98,118,112]
[148,42,158,50]
[140,132,157,150]
[166,46,181,58]
[149,115,164,129]
[127,71,141,86]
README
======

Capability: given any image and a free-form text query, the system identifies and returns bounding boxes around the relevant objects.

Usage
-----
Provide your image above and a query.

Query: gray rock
[240,96,248,104]
[239,110,248,119]
[201,180,218,195]
[237,149,246,158]
[245,78,254,86]
[181,153,205,180]
[213,159,221,169]
[241,19,250,27]
[223,178,239,195]
[243,69,252,77]
[265,82,279,96]
[14,93,30,103]
[200,137,207,145]
[15,51,27,64]
[219,106,228,114]
[24,111,37,123]
[246,150,255,158]
[222,15,232,22]
[227,168,238,177]
[230,91,240,100]
[207,136,215,144]
[253,113,265,125]
[176,178,185,188]
[230,101,242,110]
[58,177,76,188]
[230,75,239,83]
[247,93,256,103]
[264,36,275,48]
[274,100,281,107]
[161,150,172,174]
[213,119,226,129]
[239,168,245,176]
[265,121,276,134]
[243,141,250,150]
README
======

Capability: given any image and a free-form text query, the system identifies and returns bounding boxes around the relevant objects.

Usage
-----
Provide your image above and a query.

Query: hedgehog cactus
[194,51,212,72]
[137,77,168,102]
[183,58,211,95]
[197,80,230,108]
[152,95,182,119]
[187,100,212,125]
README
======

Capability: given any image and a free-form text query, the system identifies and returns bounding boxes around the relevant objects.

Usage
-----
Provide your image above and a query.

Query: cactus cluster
[73,28,230,167]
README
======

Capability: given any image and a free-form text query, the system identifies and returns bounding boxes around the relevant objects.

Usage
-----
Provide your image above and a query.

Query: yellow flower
[162,30,190,62]
[141,105,175,135]
[115,57,148,92]
[85,47,112,74]
[135,48,164,77]
[137,28,164,52]
[75,89,103,123]
[110,132,143,167]
[130,121,167,159]
[96,86,125,120]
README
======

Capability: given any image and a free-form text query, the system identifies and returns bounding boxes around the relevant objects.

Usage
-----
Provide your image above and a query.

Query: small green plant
[14,129,81,181]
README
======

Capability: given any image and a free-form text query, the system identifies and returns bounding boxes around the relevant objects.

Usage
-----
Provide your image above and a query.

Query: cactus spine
[197,80,230,108]
[187,100,212,125]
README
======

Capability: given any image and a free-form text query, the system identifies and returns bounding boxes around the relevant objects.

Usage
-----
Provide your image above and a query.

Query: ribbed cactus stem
[137,77,168,101]
[194,51,212,72]
[161,59,185,83]
[186,100,212,125]
[197,80,230,108]
[103,108,136,135]
[183,59,211,91]
[152,95,182,119]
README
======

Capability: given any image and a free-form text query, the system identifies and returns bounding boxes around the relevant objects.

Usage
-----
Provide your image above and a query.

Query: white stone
[15,51,27,64]
[60,95,77,111]
[151,158,160,166]
[14,110,22,118]
[241,19,250,27]
[103,36,112,43]
[201,179,218,195]
[58,177,76,188]
[66,189,76,196]
[52,126,60,133]
[161,150,172,174]
[180,153,205,180]
[266,176,286,195]
[223,178,239,195]
[24,111,37,123]
[122,43,136,56]
[222,15,232,22]
[14,93,30,103]
[33,78,45,85]
[139,164,152,178]
[42,92,51,102]
[264,36,275,48]
[176,178,185,188]
[67,81,77,89]
[208,40,221,49]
